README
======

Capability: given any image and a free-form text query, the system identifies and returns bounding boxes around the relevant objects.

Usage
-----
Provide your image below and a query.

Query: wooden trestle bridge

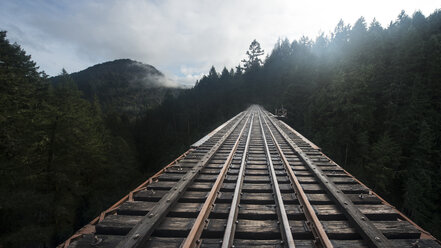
[62,105,440,248]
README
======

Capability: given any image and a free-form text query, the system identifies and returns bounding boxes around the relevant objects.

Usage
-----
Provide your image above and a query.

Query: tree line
[136,10,441,239]
[0,32,140,247]
[1,9,440,247]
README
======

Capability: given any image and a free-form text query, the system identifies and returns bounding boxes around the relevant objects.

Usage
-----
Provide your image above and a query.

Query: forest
[1,9,441,247]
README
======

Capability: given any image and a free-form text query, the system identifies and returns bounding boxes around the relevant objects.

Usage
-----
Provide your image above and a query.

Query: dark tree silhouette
[241,39,265,70]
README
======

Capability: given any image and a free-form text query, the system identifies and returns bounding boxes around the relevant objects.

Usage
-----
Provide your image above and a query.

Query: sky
[1,0,439,86]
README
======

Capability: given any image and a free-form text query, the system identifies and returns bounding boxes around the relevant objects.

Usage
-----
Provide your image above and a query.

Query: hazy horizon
[1,0,439,85]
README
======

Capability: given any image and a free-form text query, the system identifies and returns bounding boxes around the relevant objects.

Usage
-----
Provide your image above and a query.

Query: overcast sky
[1,0,439,85]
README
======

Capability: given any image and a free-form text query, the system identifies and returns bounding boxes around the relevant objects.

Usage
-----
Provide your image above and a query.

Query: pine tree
[241,39,265,71]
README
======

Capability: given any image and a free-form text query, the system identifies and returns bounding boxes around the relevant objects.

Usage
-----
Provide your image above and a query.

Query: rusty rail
[258,113,295,248]
[263,109,394,248]
[261,110,332,248]
[59,149,192,248]
[182,112,252,247]
[118,111,248,248]
[221,113,255,248]
[279,120,438,241]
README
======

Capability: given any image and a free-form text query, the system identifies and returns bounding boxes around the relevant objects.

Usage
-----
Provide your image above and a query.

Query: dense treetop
[136,10,441,239]
[1,9,441,247]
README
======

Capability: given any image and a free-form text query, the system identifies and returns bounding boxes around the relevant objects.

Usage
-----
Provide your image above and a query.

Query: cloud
[1,0,439,85]
[126,61,179,88]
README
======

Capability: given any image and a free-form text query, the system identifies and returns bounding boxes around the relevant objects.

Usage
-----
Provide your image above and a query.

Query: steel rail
[279,119,438,240]
[181,111,253,248]
[117,110,249,248]
[258,113,296,248]
[262,109,395,248]
[260,109,333,248]
[221,113,255,248]
[60,149,192,248]
[191,112,243,148]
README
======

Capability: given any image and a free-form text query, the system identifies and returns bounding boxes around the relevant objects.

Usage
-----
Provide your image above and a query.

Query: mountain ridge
[51,58,182,115]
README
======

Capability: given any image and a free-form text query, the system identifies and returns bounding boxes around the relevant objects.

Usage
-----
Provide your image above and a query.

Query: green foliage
[366,134,402,197]
[241,39,265,71]
[0,32,139,247]
[50,59,182,117]
[136,10,441,239]
[2,9,441,245]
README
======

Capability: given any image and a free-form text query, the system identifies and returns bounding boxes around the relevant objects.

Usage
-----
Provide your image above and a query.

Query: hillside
[2,9,441,248]
[51,59,181,115]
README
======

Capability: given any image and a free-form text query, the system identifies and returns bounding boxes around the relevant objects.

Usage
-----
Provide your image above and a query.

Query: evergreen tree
[241,39,265,71]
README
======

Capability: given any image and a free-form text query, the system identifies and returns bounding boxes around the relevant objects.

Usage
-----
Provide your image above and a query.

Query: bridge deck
[62,105,440,248]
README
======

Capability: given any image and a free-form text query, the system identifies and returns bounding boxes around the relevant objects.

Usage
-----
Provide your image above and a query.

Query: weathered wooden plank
[195,174,225,182]
[247,160,268,165]
[301,183,368,194]
[233,239,315,248]
[117,201,156,216]
[284,204,304,220]
[286,220,314,239]
[331,239,441,248]
[294,170,349,177]
[393,239,441,248]
[296,176,317,184]
[167,203,204,218]
[96,215,142,235]
[238,183,272,193]
[293,171,313,176]
[331,239,367,248]
[305,193,382,205]
[211,155,231,160]
[347,194,382,205]
[157,173,184,181]
[232,192,274,204]
[321,220,421,239]
[247,155,267,159]
[325,172,349,177]
[201,168,221,174]
[330,177,357,184]
[265,113,394,247]
[187,182,214,191]
[168,203,283,220]
[169,115,253,248]
[173,162,197,168]
[244,169,269,175]
[145,237,183,248]
[234,219,282,239]
[291,165,308,171]
[134,190,168,202]
[156,218,313,240]
[297,176,355,184]
[144,238,316,248]
[205,239,282,248]
[163,167,187,174]
[373,221,421,239]
[243,175,271,183]
[205,164,224,169]
[153,217,195,237]
[68,234,124,248]
[146,181,176,190]
[177,191,210,203]
[117,112,248,248]
[245,164,268,170]
[313,204,398,221]
[210,159,229,164]
[318,166,342,171]
[193,239,317,248]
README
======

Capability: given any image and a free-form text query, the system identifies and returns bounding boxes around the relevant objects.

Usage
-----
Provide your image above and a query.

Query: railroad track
[64,105,440,248]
